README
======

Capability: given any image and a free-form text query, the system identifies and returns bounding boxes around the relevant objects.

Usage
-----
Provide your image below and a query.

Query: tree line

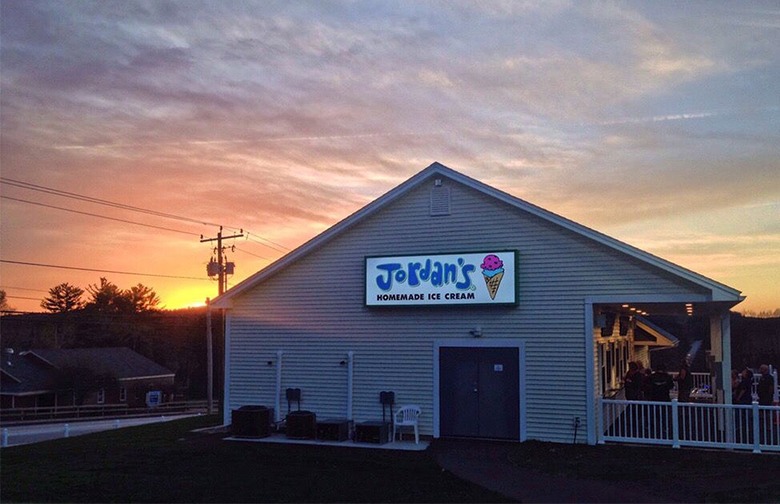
[37,278,160,314]
[0,279,222,401]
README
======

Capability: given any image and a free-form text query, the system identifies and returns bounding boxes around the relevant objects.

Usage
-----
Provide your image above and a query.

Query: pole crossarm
[200,226,243,296]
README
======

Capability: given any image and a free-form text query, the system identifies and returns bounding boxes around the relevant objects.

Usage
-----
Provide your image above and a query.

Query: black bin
[232,405,271,438]
[286,410,316,439]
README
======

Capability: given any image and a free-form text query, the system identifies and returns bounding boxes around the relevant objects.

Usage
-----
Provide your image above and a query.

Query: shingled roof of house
[30,347,174,380]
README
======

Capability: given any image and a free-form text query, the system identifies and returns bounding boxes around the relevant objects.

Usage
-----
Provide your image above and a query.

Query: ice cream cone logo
[480,254,505,300]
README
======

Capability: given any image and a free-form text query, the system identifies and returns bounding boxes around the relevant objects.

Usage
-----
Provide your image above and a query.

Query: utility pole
[206,297,213,415]
[201,226,244,295]
[200,226,243,417]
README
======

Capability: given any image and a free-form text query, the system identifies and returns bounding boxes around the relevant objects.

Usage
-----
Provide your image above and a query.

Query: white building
[213,162,743,444]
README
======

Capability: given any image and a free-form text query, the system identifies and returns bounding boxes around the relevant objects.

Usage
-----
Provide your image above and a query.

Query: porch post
[721,313,732,403]
[584,300,597,445]
[711,311,734,443]
[671,399,680,448]
[709,311,733,405]
[274,350,283,423]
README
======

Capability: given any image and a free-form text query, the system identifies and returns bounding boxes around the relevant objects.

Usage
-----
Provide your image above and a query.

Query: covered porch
[591,299,739,401]
[589,298,780,453]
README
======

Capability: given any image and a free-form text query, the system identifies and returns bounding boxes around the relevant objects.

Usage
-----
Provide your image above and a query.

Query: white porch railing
[598,398,780,453]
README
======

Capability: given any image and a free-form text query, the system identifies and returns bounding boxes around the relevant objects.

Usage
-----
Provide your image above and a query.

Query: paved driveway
[430,438,697,503]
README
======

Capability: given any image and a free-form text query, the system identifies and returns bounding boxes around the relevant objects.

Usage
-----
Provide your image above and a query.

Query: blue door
[439,346,520,439]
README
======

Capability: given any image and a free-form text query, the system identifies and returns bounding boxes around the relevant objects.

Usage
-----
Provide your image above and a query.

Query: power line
[1,196,201,236]
[1,259,209,281]
[244,232,290,252]
[1,177,290,250]
[1,177,219,227]
[6,295,42,301]
[0,285,50,293]
[234,246,271,261]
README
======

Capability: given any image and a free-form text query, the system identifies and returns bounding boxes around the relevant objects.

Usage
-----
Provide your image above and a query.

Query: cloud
[1,1,778,311]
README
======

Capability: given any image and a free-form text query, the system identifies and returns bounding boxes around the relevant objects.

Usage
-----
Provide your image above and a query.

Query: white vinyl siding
[227,177,708,443]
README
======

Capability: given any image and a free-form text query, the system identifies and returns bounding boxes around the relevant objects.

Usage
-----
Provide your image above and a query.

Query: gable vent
[430,182,451,216]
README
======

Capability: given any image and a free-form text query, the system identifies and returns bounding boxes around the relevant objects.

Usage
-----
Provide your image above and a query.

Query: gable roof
[1,347,174,397]
[212,162,743,308]
[634,315,680,348]
[0,350,58,396]
[30,347,174,380]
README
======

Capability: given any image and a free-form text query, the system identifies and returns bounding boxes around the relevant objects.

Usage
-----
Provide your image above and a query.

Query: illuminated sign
[365,251,518,306]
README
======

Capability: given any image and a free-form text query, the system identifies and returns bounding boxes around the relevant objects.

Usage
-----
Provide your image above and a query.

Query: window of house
[97,388,105,404]
[119,386,127,402]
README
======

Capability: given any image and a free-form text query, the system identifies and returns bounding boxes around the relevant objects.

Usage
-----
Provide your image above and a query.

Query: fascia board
[0,368,22,383]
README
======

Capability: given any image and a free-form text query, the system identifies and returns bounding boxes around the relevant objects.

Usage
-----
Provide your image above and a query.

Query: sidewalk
[1,413,201,447]
[430,438,699,503]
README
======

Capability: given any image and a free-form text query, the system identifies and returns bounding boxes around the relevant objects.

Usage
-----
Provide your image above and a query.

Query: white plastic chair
[393,405,421,444]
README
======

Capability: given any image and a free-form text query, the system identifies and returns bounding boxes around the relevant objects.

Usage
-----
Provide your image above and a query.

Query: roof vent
[430,183,451,216]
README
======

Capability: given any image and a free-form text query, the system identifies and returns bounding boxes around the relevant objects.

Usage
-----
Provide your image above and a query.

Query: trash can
[286,410,316,439]
[232,405,271,438]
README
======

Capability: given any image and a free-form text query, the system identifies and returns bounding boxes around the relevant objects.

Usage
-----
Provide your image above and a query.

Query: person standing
[650,363,674,402]
[757,365,775,406]
[649,363,674,438]
[757,364,775,444]
[624,362,643,401]
[734,367,754,444]
[675,358,693,402]
[734,367,754,405]
[623,361,643,437]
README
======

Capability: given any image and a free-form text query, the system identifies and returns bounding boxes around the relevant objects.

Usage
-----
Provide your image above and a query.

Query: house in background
[0,347,175,409]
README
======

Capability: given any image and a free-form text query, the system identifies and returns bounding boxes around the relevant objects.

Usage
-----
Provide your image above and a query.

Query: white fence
[599,398,780,453]
[0,400,217,426]
[669,370,778,402]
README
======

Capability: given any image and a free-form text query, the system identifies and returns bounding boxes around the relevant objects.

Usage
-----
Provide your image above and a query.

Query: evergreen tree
[127,283,161,313]
[41,283,85,313]
[0,289,11,312]
[85,277,132,313]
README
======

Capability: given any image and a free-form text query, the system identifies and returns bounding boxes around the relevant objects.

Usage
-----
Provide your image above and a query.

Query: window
[119,386,127,402]
[97,388,105,404]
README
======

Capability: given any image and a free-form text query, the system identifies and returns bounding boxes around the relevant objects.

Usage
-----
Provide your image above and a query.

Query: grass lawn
[509,440,780,503]
[0,416,511,503]
[3,416,780,503]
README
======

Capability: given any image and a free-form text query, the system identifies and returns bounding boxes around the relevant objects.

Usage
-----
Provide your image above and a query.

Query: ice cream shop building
[213,162,744,445]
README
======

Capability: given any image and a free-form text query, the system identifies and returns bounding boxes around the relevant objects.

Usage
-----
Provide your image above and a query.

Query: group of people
[620,359,777,444]
[732,364,776,406]
[623,359,693,402]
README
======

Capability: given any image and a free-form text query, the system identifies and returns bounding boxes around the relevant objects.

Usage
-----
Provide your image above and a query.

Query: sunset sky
[1,1,778,314]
